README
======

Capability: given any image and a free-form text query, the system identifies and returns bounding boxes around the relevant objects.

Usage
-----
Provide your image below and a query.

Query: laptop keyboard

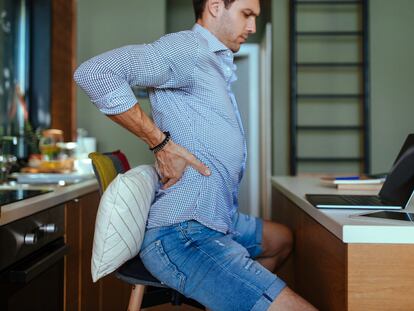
[338,195,384,205]
[305,194,396,207]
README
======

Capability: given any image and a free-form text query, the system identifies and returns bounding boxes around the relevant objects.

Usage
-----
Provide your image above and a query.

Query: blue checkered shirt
[74,24,246,233]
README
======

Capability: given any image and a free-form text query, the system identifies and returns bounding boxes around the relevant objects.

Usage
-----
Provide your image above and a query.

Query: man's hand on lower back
[155,140,211,189]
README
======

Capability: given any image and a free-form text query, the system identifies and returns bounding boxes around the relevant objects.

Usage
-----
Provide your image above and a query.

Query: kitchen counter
[0,177,127,310]
[0,179,99,226]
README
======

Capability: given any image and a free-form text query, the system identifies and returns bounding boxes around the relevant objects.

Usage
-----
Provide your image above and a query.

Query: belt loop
[178,220,189,230]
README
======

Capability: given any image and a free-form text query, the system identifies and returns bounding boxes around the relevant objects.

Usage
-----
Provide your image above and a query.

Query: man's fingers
[157,143,211,179]
[162,178,178,190]
[185,154,211,176]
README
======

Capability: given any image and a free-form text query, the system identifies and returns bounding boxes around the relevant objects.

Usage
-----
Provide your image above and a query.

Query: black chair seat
[115,256,167,288]
[115,256,204,309]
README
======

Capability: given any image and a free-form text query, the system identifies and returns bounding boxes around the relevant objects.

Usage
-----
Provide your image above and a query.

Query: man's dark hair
[192,0,237,21]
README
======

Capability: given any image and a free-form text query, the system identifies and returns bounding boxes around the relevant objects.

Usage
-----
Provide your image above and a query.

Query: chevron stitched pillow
[91,165,159,282]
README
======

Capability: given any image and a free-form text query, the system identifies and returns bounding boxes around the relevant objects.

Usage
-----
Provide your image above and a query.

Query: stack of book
[320,176,386,191]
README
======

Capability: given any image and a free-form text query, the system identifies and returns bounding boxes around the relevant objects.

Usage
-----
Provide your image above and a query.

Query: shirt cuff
[93,83,138,115]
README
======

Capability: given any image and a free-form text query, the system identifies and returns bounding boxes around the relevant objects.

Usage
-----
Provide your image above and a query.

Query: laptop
[306,134,414,210]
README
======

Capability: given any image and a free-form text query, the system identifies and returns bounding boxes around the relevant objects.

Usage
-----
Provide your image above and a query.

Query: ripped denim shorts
[139,213,286,311]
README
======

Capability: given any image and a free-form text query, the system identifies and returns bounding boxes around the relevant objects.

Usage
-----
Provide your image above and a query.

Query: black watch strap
[150,131,171,154]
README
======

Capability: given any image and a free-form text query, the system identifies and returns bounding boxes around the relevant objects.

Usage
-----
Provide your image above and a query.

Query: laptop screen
[379,134,414,206]
[393,134,414,165]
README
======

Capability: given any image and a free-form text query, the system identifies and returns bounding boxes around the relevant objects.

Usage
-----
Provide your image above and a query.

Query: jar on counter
[39,129,64,161]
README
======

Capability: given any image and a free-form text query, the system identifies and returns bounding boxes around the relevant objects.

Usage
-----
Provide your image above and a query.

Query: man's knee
[269,287,317,311]
[262,220,293,257]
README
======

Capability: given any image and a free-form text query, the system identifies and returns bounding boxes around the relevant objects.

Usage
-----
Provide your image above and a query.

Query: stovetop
[0,189,52,207]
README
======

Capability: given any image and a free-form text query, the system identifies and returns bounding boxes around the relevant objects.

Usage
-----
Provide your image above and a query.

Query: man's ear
[206,0,223,17]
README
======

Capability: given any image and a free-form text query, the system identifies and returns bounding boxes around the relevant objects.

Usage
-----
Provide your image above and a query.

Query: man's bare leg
[257,221,318,310]
[269,287,318,311]
[256,220,293,272]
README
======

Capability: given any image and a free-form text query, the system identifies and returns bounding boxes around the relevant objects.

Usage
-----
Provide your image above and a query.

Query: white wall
[370,0,414,172]
[271,0,414,175]
[76,0,166,166]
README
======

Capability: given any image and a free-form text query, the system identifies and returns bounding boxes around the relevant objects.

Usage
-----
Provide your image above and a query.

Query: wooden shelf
[297,94,363,99]
[297,157,363,162]
[295,1,362,5]
[297,62,363,68]
[296,31,363,36]
[297,125,362,130]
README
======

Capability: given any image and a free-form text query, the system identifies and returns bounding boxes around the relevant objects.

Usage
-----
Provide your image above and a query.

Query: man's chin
[230,44,241,53]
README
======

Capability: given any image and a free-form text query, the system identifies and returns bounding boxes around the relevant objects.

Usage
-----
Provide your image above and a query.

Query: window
[0,0,51,157]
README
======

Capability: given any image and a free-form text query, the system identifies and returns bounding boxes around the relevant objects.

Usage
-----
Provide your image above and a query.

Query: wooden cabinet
[65,196,81,311]
[272,188,347,310]
[64,191,130,311]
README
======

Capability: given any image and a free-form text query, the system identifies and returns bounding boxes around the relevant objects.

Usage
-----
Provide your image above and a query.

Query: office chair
[89,150,203,311]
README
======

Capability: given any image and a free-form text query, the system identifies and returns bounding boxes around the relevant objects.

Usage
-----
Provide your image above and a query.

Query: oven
[0,204,68,311]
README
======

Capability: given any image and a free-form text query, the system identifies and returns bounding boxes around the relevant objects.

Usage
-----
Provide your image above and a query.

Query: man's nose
[247,18,256,34]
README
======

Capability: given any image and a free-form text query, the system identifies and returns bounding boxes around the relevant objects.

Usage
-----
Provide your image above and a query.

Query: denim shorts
[140,213,286,311]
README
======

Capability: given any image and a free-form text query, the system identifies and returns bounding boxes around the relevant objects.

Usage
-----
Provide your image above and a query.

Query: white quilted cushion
[91,165,159,282]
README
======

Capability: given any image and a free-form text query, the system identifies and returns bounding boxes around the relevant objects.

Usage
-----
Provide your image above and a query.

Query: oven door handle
[8,244,69,283]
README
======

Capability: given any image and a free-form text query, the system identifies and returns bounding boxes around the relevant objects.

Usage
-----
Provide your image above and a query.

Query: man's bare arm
[108,104,211,189]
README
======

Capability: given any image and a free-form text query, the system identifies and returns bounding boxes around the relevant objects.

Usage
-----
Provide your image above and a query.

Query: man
[75,0,316,310]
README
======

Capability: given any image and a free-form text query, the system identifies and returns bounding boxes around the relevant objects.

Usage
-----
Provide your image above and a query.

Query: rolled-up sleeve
[74,31,200,115]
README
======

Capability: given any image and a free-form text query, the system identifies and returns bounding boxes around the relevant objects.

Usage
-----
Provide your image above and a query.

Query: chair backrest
[88,150,131,194]
[88,151,158,283]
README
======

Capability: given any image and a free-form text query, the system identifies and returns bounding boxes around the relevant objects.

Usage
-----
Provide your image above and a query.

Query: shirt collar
[192,23,230,54]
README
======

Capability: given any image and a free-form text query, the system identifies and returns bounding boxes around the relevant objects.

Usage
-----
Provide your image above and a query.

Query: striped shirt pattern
[74,24,246,233]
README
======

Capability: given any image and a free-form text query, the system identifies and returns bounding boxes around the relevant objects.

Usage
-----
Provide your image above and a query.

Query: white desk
[272,176,414,311]
[272,176,414,244]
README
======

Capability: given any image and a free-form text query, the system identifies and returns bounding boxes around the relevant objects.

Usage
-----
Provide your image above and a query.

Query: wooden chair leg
[127,284,145,311]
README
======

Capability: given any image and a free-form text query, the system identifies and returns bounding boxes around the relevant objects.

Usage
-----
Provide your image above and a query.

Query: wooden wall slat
[51,0,76,141]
